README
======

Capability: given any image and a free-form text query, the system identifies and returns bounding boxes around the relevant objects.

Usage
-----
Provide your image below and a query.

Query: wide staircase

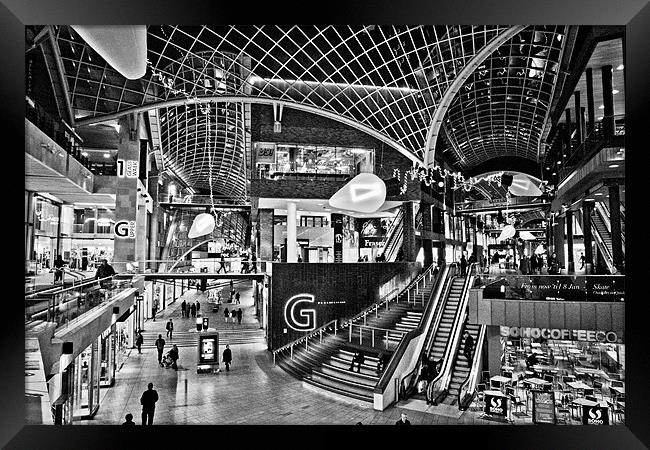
[141,323,266,349]
[409,275,466,403]
[275,265,439,402]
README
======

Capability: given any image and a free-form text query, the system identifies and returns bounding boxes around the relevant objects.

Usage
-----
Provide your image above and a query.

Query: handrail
[397,263,456,397]
[428,263,477,404]
[339,287,400,329]
[383,209,404,261]
[595,201,625,249]
[25,275,114,299]
[457,324,487,410]
[271,318,339,365]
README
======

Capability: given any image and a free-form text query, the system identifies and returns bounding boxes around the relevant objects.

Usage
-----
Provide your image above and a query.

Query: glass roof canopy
[51,25,569,200]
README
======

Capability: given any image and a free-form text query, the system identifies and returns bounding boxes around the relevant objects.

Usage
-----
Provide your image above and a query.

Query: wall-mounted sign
[582,406,609,425]
[114,220,136,238]
[484,393,508,417]
[333,214,343,263]
[500,327,623,344]
[256,144,276,164]
[532,390,556,424]
[117,159,139,178]
[284,294,317,331]
[483,275,624,302]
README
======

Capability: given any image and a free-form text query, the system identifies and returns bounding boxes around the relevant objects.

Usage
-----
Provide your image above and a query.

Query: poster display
[484,392,508,417]
[197,332,219,365]
[532,390,556,424]
[582,405,609,425]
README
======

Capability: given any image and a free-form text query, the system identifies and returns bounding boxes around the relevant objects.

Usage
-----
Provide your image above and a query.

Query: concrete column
[574,91,583,145]
[286,201,297,262]
[586,68,595,135]
[401,201,417,262]
[485,325,503,378]
[258,209,274,262]
[564,109,573,154]
[583,201,594,274]
[601,65,615,138]
[553,215,565,270]
[566,210,575,272]
[421,201,433,267]
[608,184,624,273]
[113,113,144,273]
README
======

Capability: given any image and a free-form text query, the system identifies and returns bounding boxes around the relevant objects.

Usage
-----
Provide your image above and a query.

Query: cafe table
[574,367,610,380]
[490,375,512,390]
[531,342,542,348]
[570,398,609,420]
[524,377,551,387]
[532,365,559,372]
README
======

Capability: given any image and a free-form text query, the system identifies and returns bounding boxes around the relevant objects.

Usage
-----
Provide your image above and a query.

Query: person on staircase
[460,253,468,276]
[349,350,365,373]
[190,302,197,318]
[463,330,474,363]
[236,308,243,325]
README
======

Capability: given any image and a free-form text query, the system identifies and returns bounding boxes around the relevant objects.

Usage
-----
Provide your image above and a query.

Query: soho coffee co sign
[500,326,623,344]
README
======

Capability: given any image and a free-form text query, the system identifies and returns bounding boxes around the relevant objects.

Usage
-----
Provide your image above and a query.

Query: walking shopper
[579,252,586,270]
[190,302,197,318]
[166,319,174,340]
[349,350,365,373]
[236,308,243,325]
[217,255,226,274]
[222,344,232,371]
[95,259,116,289]
[155,334,166,366]
[235,291,240,304]
[169,344,179,370]
[136,331,143,354]
[140,383,159,425]
[195,301,200,316]
[224,308,230,323]
[181,300,187,318]
[53,255,65,283]
[251,253,257,273]
[460,254,468,276]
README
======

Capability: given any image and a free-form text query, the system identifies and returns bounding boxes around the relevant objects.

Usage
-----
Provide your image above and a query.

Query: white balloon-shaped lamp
[188,213,215,239]
[329,173,387,213]
[508,173,543,197]
[497,224,516,242]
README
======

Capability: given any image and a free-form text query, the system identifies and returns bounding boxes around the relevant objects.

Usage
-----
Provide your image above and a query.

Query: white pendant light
[329,173,387,213]
[188,213,215,239]
[519,230,536,241]
[497,224,516,241]
[508,173,543,197]
[71,25,148,79]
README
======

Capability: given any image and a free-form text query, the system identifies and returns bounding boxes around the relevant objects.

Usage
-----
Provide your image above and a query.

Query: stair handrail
[591,221,616,274]
[595,201,612,234]
[383,208,403,247]
[395,263,457,397]
[271,318,339,365]
[373,263,449,407]
[457,324,487,410]
[25,275,114,299]
[427,263,478,404]
[385,219,404,262]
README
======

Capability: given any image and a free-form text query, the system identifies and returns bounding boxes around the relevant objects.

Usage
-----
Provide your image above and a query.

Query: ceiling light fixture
[617,64,624,70]
[103,153,111,158]
[598,105,605,109]
[612,89,619,94]
[609,164,619,168]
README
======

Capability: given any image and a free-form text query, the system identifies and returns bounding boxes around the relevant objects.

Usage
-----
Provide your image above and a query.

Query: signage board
[532,390,556,424]
[333,214,343,263]
[500,326,623,344]
[484,393,508,417]
[197,332,219,365]
[483,275,624,302]
[582,406,609,425]
[114,220,136,238]
[117,159,139,178]
[256,144,275,164]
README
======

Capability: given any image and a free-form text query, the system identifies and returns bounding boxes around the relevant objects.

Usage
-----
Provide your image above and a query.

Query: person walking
[53,255,65,283]
[190,302,197,318]
[395,413,411,425]
[122,413,136,425]
[166,319,174,340]
[349,350,365,373]
[95,259,116,289]
[235,291,240,304]
[181,300,187,318]
[460,254,468,276]
[217,254,226,274]
[224,307,230,323]
[251,253,257,273]
[236,308,243,325]
[136,331,143,354]
[579,252,586,270]
[222,344,232,371]
[140,383,159,425]
[169,344,179,371]
[463,330,474,362]
[195,301,200,316]
[155,334,166,367]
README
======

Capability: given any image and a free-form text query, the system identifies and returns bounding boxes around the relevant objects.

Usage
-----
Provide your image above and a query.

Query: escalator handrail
[457,324,487,410]
[374,263,448,394]
[427,263,478,402]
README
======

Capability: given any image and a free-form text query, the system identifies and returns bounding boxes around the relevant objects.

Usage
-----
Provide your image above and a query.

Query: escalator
[383,209,404,262]
[591,201,625,273]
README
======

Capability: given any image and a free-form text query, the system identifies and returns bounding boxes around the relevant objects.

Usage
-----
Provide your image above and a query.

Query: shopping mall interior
[13,19,643,447]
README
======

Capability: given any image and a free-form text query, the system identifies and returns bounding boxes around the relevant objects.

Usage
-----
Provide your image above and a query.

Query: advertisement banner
[484,393,508,417]
[532,390,556,424]
[582,406,609,425]
[483,275,624,302]
[197,332,219,364]
[333,214,343,263]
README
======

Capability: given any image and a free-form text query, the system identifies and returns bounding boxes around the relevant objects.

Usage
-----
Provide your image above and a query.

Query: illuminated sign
[583,406,609,425]
[500,327,622,344]
[114,220,136,238]
[484,394,507,417]
[284,294,317,331]
[117,159,139,178]
[197,333,219,364]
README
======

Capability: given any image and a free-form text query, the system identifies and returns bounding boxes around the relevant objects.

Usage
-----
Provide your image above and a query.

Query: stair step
[303,377,373,402]
[310,370,376,397]
[320,363,379,386]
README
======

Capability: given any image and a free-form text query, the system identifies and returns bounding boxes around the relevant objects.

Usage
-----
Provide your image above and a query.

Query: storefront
[61,238,114,271]
[72,338,101,420]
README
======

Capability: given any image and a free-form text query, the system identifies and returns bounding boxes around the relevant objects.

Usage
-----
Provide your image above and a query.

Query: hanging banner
[483,275,624,302]
[332,214,343,263]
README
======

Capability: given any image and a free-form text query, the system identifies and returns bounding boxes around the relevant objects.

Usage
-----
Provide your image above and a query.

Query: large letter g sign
[284,294,316,331]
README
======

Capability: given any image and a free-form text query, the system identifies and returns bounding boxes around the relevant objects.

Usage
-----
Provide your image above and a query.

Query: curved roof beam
[464,156,542,179]
[75,96,423,166]
[423,25,526,167]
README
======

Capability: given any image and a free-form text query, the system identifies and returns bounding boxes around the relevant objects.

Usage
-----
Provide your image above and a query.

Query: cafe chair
[583,388,594,397]
[481,371,490,383]
[593,381,604,400]
[510,395,527,416]
[612,406,625,424]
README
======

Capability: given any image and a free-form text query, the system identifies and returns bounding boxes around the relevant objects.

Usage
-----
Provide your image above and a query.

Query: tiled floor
[82,280,533,425]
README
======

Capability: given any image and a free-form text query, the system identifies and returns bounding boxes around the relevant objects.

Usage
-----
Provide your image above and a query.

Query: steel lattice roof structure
[46,25,573,200]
